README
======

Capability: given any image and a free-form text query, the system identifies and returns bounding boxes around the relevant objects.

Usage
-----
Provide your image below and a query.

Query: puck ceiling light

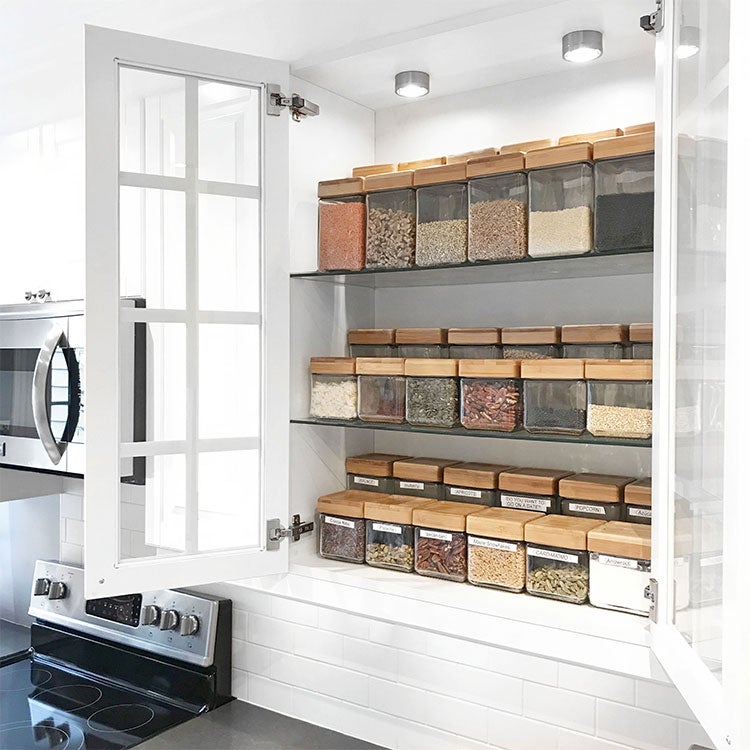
[562,30,603,63]
[395,70,430,98]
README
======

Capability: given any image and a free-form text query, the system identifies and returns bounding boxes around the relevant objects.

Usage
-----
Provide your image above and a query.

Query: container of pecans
[317,490,376,563]
[459,359,523,431]
[501,326,561,360]
[317,178,366,271]
[405,358,460,428]
[443,462,514,507]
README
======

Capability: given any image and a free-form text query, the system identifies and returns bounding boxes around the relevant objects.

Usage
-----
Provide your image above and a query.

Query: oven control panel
[85,593,143,627]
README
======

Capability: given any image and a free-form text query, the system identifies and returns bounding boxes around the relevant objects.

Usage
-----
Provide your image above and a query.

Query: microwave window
[0,349,39,439]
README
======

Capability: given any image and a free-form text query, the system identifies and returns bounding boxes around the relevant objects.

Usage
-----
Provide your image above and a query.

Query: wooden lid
[445,147,498,164]
[310,357,356,375]
[629,323,653,342]
[594,132,655,160]
[443,462,515,490]
[624,122,655,135]
[395,328,448,345]
[500,138,554,154]
[364,495,434,524]
[501,326,561,345]
[345,453,411,477]
[525,142,593,169]
[524,514,605,550]
[521,359,585,379]
[559,128,623,145]
[318,177,365,198]
[355,357,405,375]
[466,152,525,178]
[364,170,414,192]
[448,328,502,345]
[585,359,652,380]
[624,478,652,506]
[499,467,574,495]
[348,328,396,345]
[588,521,651,559]
[413,162,467,186]
[317,489,377,518]
[413,500,487,532]
[558,473,633,503]
[458,359,521,378]
[466,507,545,541]
[404,358,458,377]
[352,163,396,178]
[561,324,627,343]
[393,457,459,482]
[397,156,445,171]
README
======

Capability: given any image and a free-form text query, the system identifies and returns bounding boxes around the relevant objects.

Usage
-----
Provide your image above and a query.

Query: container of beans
[317,490,373,563]
[396,328,448,358]
[467,507,544,591]
[356,358,406,423]
[443,462,514,507]
[624,477,652,524]
[501,326,561,360]
[526,143,594,258]
[348,329,397,358]
[414,163,468,266]
[459,359,523,432]
[562,324,628,359]
[309,358,358,421]
[364,170,416,268]
[588,521,652,615]
[593,132,655,253]
[585,360,653,439]
[405,358,459,428]
[628,323,653,359]
[499,467,572,514]
[559,473,631,521]
[346,453,410,494]
[524,515,605,603]
[448,328,502,359]
[413,501,485,581]
[317,178,366,271]
[522,359,587,435]
[466,152,527,262]
[392,457,458,500]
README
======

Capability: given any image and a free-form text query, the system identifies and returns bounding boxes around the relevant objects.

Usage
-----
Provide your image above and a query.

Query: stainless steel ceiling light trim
[562,30,603,63]
[395,70,430,98]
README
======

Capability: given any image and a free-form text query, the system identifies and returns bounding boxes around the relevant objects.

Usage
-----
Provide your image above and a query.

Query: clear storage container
[396,328,448,358]
[501,326,561,360]
[346,453,410,494]
[588,521,652,615]
[356,358,406,423]
[317,178,366,271]
[624,478,652,525]
[499,467,572,515]
[467,507,544,591]
[524,515,605,603]
[586,360,653,440]
[318,490,374,563]
[447,328,502,359]
[443,462,514,507]
[628,323,653,360]
[559,473,632,522]
[348,329,397,358]
[415,164,468,266]
[562,324,628,359]
[364,171,416,268]
[309,358,357,421]
[527,144,594,257]
[522,359,586,435]
[459,359,523,432]
[392,457,458,500]
[405,358,459,428]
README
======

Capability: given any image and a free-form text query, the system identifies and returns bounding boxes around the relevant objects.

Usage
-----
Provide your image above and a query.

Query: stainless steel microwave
[0,298,145,482]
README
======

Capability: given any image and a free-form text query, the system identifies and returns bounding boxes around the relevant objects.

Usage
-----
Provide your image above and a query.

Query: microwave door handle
[32,323,65,465]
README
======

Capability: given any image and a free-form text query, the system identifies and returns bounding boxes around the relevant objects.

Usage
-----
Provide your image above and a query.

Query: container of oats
[356,357,406,423]
[309,357,358,420]
[348,328,397,358]
[346,453,411,494]
[467,507,544,591]
[501,326,561,360]
[559,473,632,521]
[624,477,652,524]
[499,467,573,515]
[443,462,514,507]
[318,490,374,563]
[396,328,448,358]
[448,328,502,359]
[521,359,587,435]
[562,323,628,359]
[628,323,653,359]
[405,358,460,428]
[392,457,459,500]
[459,359,523,432]
[364,170,416,268]
[317,177,366,271]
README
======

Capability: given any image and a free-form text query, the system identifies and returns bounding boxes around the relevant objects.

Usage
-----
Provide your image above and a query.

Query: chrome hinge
[267,514,314,550]
[645,578,658,622]
[267,84,320,121]
[640,0,663,34]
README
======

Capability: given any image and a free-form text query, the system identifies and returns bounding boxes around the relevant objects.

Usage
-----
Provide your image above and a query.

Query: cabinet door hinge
[640,0,663,34]
[645,578,658,622]
[267,514,314,550]
[267,84,320,121]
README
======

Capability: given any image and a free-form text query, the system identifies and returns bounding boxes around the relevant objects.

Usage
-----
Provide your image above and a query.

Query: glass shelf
[291,417,651,448]
[291,249,653,288]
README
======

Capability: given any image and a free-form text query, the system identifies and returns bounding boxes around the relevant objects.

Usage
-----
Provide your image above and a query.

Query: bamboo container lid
[466,507,545,541]
[593,132,655,160]
[584,359,653,381]
[458,359,521,378]
[318,177,365,198]
[501,326,561,344]
[524,514,605,550]
[500,138,555,154]
[588,521,651,559]
[348,329,396,345]
[558,128,623,145]
[395,328,448,345]
[413,501,487,532]
[561,324,627,343]
[558,473,634,503]
[318,490,381,518]
[443,462,515,490]
[364,495,435,524]
[345,453,411,477]
[364,170,414,192]
[447,328,502,345]
[445,147,498,164]
[624,478,652,506]
[413,162,468,186]
[629,323,653,342]
[525,142,593,169]
[404,358,458,377]
[352,163,396,178]
[623,122,655,135]
[310,357,356,375]
[393,457,459,482]
[521,359,585,380]
[466,152,525,178]
[355,357,405,376]
[499,467,574,495]
[397,156,445,171]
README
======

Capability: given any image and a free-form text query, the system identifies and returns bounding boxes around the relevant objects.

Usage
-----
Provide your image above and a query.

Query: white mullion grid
[120,171,186,191]
[121,308,260,325]
[121,436,259,459]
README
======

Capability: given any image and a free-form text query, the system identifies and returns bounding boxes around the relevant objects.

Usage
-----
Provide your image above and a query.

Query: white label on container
[596,554,641,570]
[399,480,424,491]
[567,502,606,515]
[502,493,551,512]
[527,546,579,564]
[421,529,452,541]
[450,487,483,499]
[628,507,652,518]
[372,522,402,534]
[353,476,380,487]
[325,516,355,529]
[468,536,518,552]
[700,555,723,568]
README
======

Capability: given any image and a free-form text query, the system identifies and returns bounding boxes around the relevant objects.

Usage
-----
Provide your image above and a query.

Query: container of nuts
[522,359,587,435]
[364,171,416,268]
[443,462,514,506]
[498,467,573,514]
[459,359,523,432]
[412,501,486,581]
[559,473,632,522]
[448,328,502,359]
[356,358,406,423]
[346,452,411,494]
[317,178,366,271]
[309,358,358,421]
[392,457,459,500]
[318,490,377,563]
[524,515,606,603]
[466,507,544,591]
[396,328,448,358]
[501,326,561,360]
[405,358,460,428]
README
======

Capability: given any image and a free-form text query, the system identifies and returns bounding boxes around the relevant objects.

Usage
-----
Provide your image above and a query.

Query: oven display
[86,594,143,627]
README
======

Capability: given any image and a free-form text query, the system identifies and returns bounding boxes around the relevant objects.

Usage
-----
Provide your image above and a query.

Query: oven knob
[179,614,200,637]
[33,578,51,596]
[159,609,180,631]
[141,605,161,626]
[48,581,68,600]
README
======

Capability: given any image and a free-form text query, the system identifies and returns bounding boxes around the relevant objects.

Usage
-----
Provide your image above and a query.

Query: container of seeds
[628,323,653,359]
[392,457,459,500]
[498,467,573,514]
[467,507,544,591]
[356,358,406,423]
[317,490,375,563]
[501,326,561,360]
[459,359,523,431]
[348,329,397,358]
[522,359,587,435]
[317,178,366,271]
[346,453,411,494]
[624,478,652,524]
[448,328,502,359]
[309,358,358,420]
[364,171,416,268]
[396,328,448,358]
[559,473,632,521]
[405,358,459,428]
[562,324,628,359]
[443,462,514,506]
[524,515,605,603]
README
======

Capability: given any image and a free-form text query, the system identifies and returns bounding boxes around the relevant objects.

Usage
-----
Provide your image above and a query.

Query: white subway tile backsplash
[59,542,83,566]
[487,709,560,750]
[559,664,635,705]
[677,719,715,750]
[60,493,82,521]
[343,636,399,681]
[636,680,694,721]
[318,607,371,640]
[120,502,145,533]
[558,728,636,750]
[231,668,248,701]
[394,717,492,750]
[523,682,596,734]
[597,700,678,750]
[247,675,293,715]
[485,648,559,686]
[233,639,270,674]
[270,597,318,627]
[64,518,84,546]
[293,623,343,665]
[247,613,297,652]
[232,608,248,642]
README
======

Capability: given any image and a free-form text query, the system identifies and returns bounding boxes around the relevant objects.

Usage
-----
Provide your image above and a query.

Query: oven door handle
[32,323,66,466]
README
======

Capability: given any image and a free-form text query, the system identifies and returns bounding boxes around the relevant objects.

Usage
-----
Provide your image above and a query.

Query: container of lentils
[392,457,458,500]
[593,131,655,253]
[499,467,573,515]
[317,177,366,271]
[413,501,485,581]
[346,452,410,494]
[559,473,632,522]
[628,323,653,360]
[317,490,374,563]
[309,357,358,421]
[396,327,448,358]
[459,359,523,432]
[364,170,416,268]
[501,326,561,360]
[522,359,587,435]
[526,143,594,258]
[448,328,502,359]
[356,357,406,423]
[585,360,653,440]
[405,358,459,428]
[443,462,514,507]
[348,328,397,358]
[466,152,527,262]
[624,477,652,525]
[364,495,433,572]
[524,515,605,603]
[562,323,628,359]
[414,163,468,266]
[467,507,544,592]
[588,521,652,615]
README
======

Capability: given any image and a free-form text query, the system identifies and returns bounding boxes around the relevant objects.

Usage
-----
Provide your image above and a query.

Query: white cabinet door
[652,2,749,748]
[84,26,290,598]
